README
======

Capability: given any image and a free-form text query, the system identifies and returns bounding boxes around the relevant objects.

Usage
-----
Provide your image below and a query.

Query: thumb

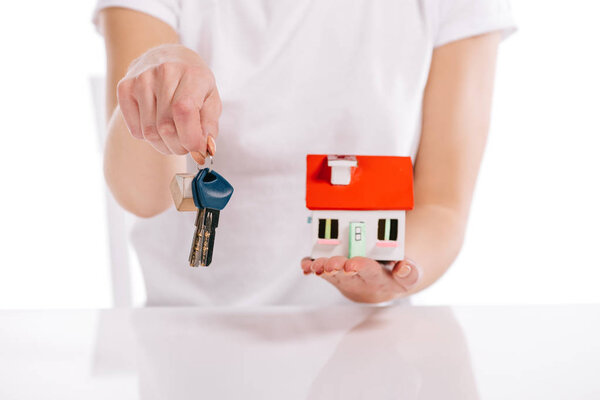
[392,258,421,290]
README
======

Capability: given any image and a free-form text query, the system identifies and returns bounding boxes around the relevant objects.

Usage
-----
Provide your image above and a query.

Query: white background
[0,1,598,308]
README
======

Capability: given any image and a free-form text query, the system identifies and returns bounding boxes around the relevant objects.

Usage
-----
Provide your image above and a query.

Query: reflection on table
[125,306,477,399]
[2,304,599,399]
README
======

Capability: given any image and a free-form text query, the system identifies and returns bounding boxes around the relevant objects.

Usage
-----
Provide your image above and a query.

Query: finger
[301,257,313,275]
[200,91,221,154]
[311,257,328,275]
[157,117,186,154]
[190,137,215,166]
[116,79,142,139]
[344,257,380,278]
[392,259,421,291]
[171,73,207,155]
[155,66,187,155]
[324,256,346,276]
[134,73,170,154]
[190,151,206,165]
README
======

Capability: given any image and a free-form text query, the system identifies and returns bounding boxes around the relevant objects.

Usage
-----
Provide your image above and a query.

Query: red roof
[306,155,414,210]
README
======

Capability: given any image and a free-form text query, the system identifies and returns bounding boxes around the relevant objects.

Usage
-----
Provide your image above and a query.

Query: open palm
[301,256,420,304]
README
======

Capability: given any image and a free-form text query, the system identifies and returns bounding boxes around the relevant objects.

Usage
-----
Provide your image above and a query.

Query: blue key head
[192,168,234,210]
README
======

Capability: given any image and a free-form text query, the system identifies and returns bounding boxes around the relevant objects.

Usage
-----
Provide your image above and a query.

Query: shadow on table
[91,305,479,399]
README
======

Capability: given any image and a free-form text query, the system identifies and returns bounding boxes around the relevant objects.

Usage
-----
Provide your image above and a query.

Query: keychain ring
[196,155,214,172]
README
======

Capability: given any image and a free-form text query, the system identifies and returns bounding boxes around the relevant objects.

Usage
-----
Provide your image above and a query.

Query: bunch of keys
[170,156,234,267]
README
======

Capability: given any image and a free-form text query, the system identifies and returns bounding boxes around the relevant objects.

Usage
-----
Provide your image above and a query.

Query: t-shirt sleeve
[433,0,517,47]
[91,0,180,34]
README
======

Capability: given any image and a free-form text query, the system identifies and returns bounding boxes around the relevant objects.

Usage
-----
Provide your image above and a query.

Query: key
[189,207,219,267]
[188,167,234,267]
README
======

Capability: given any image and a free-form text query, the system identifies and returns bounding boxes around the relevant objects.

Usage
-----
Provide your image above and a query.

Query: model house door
[349,222,366,258]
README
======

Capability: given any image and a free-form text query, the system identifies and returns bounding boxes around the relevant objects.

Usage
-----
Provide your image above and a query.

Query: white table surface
[0,304,598,399]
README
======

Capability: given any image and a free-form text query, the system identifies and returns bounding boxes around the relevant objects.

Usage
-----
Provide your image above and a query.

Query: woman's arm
[100,8,180,217]
[405,31,501,294]
[301,32,502,303]
[99,8,219,218]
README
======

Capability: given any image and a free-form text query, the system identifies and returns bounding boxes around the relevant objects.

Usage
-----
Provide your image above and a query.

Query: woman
[93,0,515,306]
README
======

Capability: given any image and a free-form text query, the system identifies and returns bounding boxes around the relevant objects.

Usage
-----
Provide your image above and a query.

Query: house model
[306,154,414,261]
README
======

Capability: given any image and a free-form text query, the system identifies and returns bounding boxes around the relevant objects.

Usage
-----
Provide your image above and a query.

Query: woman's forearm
[402,203,467,295]
[104,105,184,218]
[399,32,502,297]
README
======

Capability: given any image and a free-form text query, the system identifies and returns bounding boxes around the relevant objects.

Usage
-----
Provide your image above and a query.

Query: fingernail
[207,136,216,156]
[395,264,411,278]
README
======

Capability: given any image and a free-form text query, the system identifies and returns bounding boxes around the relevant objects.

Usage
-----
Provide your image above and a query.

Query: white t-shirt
[93,0,516,306]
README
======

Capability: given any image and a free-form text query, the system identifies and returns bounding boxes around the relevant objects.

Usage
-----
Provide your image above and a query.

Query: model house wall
[310,210,406,261]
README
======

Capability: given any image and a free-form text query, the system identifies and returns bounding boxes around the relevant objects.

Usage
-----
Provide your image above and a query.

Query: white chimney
[327,155,357,185]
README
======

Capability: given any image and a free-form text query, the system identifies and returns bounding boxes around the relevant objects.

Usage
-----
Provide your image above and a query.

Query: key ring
[196,155,214,173]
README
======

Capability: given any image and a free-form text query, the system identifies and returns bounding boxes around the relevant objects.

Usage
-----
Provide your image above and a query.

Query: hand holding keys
[170,157,234,267]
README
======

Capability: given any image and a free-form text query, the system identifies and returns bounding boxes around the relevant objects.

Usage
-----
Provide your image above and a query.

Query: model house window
[318,219,339,239]
[377,219,398,241]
